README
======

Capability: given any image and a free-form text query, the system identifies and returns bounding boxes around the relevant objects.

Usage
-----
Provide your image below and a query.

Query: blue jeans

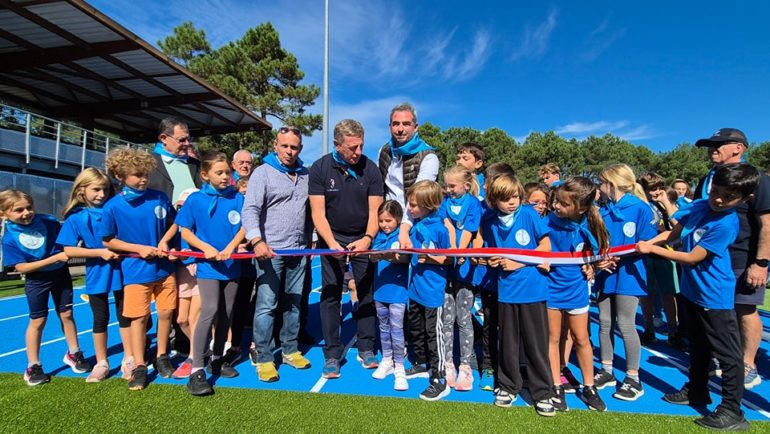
[253,256,306,363]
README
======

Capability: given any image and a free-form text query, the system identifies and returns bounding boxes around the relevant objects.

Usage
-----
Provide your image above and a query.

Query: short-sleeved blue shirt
[408,212,450,308]
[175,187,243,281]
[595,194,657,296]
[57,207,122,294]
[372,229,408,304]
[98,189,175,285]
[441,194,482,284]
[2,214,64,272]
[546,214,592,309]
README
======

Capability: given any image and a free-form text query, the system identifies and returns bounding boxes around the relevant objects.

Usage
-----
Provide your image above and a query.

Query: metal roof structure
[0,0,272,142]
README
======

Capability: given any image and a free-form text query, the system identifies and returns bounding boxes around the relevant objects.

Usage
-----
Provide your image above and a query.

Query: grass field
[1,374,767,433]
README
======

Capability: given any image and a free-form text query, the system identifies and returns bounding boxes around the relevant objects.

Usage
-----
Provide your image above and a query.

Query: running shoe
[493,388,515,408]
[63,351,90,374]
[581,385,607,411]
[86,362,109,383]
[478,367,495,391]
[322,358,341,379]
[593,369,616,390]
[24,364,50,386]
[419,377,450,401]
[187,369,213,396]
[613,377,644,401]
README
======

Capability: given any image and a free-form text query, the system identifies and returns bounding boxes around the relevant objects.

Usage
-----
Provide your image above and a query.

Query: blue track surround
[1,257,768,420]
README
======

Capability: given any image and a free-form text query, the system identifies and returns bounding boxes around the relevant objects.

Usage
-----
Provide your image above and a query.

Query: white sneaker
[394,365,408,391]
[372,359,394,379]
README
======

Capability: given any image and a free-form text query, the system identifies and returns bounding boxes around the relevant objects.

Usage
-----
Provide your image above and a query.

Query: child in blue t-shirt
[440,165,482,391]
[479,174,555,416]
[57,168,130,383]
[369,200,409,391]
[637,164,759,431]
[175,152,245,396]
[0,189,88,386]
[546,177,610,412]
[100,148,179,390]
[455,142,486,200]
[406,180,451,402]
[593,164,657,400]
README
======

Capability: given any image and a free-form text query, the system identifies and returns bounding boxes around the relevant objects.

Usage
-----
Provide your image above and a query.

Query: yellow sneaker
[257,362,279,382]
[282,351,311,370]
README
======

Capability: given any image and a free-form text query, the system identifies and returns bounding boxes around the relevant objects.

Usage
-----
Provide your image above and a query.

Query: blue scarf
[66,206,104,235]
[445,193,472,227]
[153,142,188,163]
[492,206,523,246]
[603,193,635,221]
[121,185,147,202]
[200,183,235,216]
[550,214,600,253]
[263,151,305,174]
[700,168,716,199]
[477,173,486,197]
[675,196,693,210]
[3,214,55,259]
[673,198,722,241]
[410,211,441,248]
[373,227,401,250]
[389,132,434,157]
[331,148,358,179]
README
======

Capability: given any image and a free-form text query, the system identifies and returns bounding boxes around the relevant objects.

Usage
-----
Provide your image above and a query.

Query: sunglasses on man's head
[279,126,301,137]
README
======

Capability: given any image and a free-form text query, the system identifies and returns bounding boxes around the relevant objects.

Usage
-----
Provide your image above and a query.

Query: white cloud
[555,120,657,142]
[510,9,558,61]
[580,17,625,62]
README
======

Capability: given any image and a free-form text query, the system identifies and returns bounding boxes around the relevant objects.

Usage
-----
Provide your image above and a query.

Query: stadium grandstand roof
[0,0,271,142]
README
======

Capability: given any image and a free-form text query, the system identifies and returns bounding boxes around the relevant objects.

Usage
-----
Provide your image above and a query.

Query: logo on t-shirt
[228,210,241,225]
[329,178,335,189]
[623,222,637,238]
[19,231,45,250]
[154,205,167,220]
[515,229,531,246]
[421,240,436,249]
[693,228,706,243]
[449,205,462,215]
[390,241,401,249]
[574,242,585,252]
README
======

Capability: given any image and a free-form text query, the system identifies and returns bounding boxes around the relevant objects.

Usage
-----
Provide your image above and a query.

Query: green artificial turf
[1,374,767,433]
[0,276,84,299]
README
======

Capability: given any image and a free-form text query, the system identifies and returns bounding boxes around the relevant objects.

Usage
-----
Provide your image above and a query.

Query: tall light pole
[322,0,330,155]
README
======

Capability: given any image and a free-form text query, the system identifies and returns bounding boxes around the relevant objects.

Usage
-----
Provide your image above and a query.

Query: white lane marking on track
[309,307,357,393]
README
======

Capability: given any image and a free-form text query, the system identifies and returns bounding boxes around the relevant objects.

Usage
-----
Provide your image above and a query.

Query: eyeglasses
[170,136,190,143]
[234,160,253,166]
[279,126,301,137]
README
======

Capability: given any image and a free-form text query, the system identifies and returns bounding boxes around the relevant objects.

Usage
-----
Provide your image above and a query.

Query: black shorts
[733,268,767,306]
[25,268,74,319]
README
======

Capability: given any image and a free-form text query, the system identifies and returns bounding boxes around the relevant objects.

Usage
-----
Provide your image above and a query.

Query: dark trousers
[230,276,256,347]
[683,298,745,416]
[480,290,499,372]
[319,234,376,360]
[407,301,446,380]
[498,301,551,401]
[299,258,313,336]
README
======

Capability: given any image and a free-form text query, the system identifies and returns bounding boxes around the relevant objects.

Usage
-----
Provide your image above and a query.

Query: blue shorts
[25,268,74,319]
[734,268,767,306]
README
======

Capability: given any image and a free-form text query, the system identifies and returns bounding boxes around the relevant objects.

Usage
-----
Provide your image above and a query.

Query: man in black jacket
[147,117,202,203]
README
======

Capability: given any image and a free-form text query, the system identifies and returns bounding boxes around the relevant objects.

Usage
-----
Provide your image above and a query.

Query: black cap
[695,128,748,148]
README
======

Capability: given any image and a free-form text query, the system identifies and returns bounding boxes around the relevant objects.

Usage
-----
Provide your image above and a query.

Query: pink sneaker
[121,358,135,381]
[455,364,474,391]
[86,362,109,383]
[445,361,456,388]
[172,360,193,379]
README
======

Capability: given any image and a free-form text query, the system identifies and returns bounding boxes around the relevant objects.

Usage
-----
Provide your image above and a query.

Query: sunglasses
[279,126,301,137]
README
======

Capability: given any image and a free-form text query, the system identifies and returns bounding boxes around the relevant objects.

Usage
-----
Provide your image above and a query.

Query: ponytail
[631,183,648,203]
[586,205,610,253]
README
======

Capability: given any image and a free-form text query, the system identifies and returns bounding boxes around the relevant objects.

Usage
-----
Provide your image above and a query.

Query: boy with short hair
[100,148,179,390]
[538,163,561,187]
[636,163,760,431]
[455,142,486,198]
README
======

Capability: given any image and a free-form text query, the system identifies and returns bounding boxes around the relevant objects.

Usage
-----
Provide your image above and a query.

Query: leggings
[441,282,476,366]
[192,279,238,369]
[376,301,406,364]
[598,293,641,372]
[89,290,130,333]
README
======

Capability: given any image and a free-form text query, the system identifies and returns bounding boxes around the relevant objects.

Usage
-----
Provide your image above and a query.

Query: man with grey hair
[230,149,254,185]
[309,119,384,379]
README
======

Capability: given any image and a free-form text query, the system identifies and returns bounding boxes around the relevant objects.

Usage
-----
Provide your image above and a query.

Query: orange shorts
[123,274,178,318]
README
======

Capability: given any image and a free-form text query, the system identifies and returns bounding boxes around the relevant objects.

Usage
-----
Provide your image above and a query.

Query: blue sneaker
[479,368,495,391]
[322,358,341,379]
[745,364,761,390]
[356,351,379,369]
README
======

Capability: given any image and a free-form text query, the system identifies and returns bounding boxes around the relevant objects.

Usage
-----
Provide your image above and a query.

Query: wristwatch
[753,258,769,268]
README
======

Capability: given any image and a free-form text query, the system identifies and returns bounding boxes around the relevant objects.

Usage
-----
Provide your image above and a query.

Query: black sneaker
[581,385,607,411]
[640,328,657,345]
[593,369,616,390]
[24,364,50,386]
[186,369,213,396]
[405,363,429,379]
[128,365,148,391]
[551,384,569,412]
[493,388,516,407]
[224,347,242,365]
[155,354,175,378]
[613,377,644,401]
[419,377,450,401]
[63,350,91,374]
[663,384,712,406]
[667,331,688,351]
[249,347,259,366]
[535,399,556,417]
[207,357,239,378]
[695,407,750,431]
[561,366,581,393]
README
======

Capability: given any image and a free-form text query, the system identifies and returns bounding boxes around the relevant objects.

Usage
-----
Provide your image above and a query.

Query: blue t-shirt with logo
[546,213,593,310]
[674,200,739,309]
[440,193,482,284]
[595,194,657,296]
[473,204,498,291]
[372,228,409,304]
[482,205,549,303]
[408,212,450,308]
[57,207,122,294]
[175,187,244,281]
[98,189,176,285]
[2,214,64,272]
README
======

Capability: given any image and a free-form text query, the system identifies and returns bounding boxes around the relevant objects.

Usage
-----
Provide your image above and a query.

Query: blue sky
[92,0,770,162]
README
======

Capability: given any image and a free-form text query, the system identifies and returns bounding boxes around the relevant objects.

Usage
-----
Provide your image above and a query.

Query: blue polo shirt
[175,187,244,281]
[546,213,592,310]
[372,229,409,304]
[441,193,482,284]
[57,207,122,295]
[2,214,64,272]
[482,205,549,303]
[595,194,657,297]
[409,212,450,308]
[308,153,384,237]
[674,200,739,309]
[98,189,176,286]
